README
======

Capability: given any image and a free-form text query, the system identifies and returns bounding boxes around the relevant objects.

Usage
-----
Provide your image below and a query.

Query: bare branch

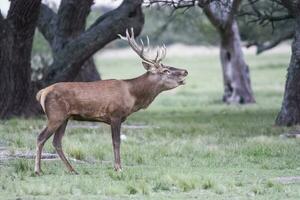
[145,0,213,9]
[147,0,236,30]
[38,0,93,48]
[203,1,229,30]
[225,0,241,26]
[246,29,294,54]
[56,0,93,39]
[37,3,57,43]
[42,0,144,84]
[241,0,293,25]
[241,0,293,26]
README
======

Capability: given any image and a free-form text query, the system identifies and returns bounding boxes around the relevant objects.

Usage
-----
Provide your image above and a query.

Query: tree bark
[0,0,41,118]
[38,0,100,82]
[74,58,100,81]
[219,20,255,103]
[276,17,300,126]
[203,0,255,104]
[39,0,144,85]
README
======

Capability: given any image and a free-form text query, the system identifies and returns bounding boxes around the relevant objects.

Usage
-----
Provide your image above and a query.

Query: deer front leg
[110,118,122,171]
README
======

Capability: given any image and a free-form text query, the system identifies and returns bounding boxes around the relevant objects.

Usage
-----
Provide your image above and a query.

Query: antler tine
[118,28,167,65]
[124,29,146,62]
[130,27,134,39]
[164,44,167,57]
[154,48,160,62]
[162,44,167,60]
[157,43,167,63]
[146,36,150,52]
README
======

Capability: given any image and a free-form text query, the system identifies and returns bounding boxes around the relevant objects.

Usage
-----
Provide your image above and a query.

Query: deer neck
[126,72,163,111]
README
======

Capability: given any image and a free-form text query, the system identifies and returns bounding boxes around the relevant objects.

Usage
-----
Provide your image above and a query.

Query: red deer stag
[34,28,188,175]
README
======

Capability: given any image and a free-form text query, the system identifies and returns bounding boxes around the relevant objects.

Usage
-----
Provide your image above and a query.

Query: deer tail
[36,89,46,112]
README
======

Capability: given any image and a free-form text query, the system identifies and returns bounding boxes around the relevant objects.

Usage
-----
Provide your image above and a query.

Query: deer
[34,28,188,175]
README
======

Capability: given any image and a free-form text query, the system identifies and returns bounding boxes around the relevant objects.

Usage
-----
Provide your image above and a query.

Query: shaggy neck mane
[125,72,163,110]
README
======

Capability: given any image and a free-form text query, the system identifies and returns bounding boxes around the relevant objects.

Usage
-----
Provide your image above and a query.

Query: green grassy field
[1,51,300,199]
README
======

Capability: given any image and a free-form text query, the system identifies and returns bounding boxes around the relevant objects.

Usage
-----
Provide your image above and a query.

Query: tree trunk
[203,1,255,104]
[38,0,101,82]
[0,0,41,118]
[40,0,144,85]
[276,18,300,126]
[219,20,255,104]
[74,58,100,81]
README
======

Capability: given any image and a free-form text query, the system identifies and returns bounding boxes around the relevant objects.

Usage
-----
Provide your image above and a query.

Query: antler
[118,28,167,65]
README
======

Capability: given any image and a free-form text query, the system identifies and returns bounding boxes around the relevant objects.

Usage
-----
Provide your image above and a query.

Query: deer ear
[142,61,155,71]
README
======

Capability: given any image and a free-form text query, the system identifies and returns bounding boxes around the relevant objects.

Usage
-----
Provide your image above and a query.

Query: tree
[230,0,300,126]
[0,0,144,118]
[274,1,300,126]
[0,0,42,118]
[147,0,255,104]
[203,0,255,103]
[37,0,100,82]
[246,30,293,54]
[142,7,219,46]
[37,0,144,85]
[240,0,294,54]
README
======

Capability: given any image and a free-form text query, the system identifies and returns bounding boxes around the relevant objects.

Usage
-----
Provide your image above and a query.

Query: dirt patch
[0,146,91,164]
[280,130,300,139]
[276,176,300,184]
[67,121,153,130]
[0,147,58,162]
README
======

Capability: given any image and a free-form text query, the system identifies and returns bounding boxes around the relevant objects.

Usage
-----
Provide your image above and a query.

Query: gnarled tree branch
[52,0,93,52]
[42,0,144,84]
[37,0,101,83]
[38,4,57,43]
[203,0,239,30]
[246,29,294,54]
[145,0,213,9]
[226,0,241,27]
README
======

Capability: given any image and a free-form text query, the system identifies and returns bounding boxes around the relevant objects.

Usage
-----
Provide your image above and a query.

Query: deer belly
[70,113,109,123]
[69,105,110,123]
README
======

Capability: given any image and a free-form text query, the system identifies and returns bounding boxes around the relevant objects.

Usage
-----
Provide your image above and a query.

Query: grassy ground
[1,51,300,199]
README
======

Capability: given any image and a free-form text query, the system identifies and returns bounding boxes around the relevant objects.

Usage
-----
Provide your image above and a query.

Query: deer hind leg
[52,120,77,174]
[34,121,62,175]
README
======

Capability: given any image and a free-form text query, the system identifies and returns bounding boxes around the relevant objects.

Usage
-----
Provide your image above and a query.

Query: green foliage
[238,0,294,43]
[141,7,219,46]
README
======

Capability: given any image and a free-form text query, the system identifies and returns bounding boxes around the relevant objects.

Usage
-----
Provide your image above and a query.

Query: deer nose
[182,70,188,76]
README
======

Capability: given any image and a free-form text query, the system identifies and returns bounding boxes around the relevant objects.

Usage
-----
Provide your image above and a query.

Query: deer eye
[163,69,170,74]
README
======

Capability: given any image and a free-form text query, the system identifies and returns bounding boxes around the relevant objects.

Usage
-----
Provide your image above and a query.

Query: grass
[1,51,300,199]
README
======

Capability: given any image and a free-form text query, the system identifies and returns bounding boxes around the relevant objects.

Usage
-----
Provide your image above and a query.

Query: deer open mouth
[178,78,186,85]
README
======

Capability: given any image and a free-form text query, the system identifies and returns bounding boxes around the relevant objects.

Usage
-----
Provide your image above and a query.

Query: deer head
[118,28,188,91]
